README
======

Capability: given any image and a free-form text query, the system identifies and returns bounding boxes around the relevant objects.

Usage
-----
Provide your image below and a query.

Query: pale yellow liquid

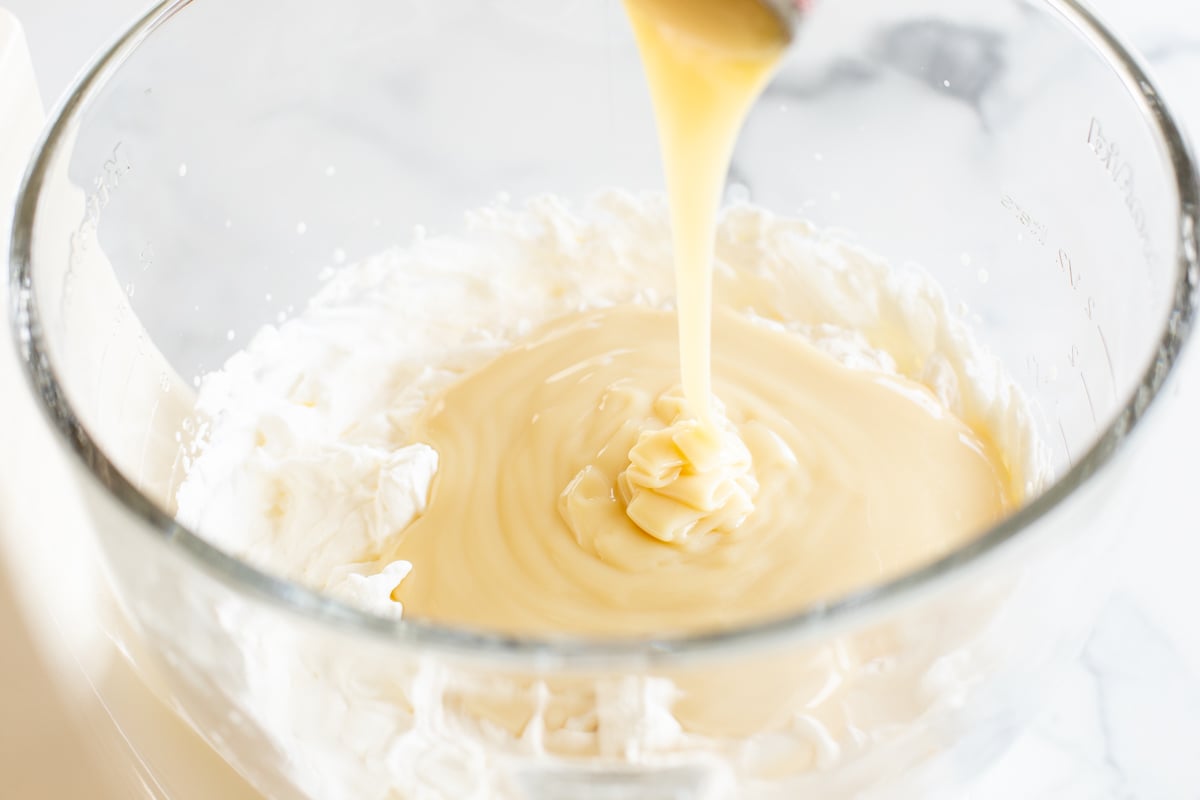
[383,0,1015,636]
[622,0,789,422]
[387,306,1012,635]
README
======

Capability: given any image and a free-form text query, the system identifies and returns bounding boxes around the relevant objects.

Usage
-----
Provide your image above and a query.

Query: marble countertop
[3,0,1200,797]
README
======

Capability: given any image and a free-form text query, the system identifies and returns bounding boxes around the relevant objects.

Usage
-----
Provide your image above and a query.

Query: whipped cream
[173,192,1046,797]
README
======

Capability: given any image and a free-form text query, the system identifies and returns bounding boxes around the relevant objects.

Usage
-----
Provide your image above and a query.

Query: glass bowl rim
[8,0,1199,668]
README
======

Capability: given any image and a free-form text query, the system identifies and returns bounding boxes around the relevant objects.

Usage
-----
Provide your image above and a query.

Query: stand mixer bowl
[8,0,1197,797]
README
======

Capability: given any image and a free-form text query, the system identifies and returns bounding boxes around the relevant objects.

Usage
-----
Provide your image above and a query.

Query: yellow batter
[389,306,1012,635]
[383,0,1016,635]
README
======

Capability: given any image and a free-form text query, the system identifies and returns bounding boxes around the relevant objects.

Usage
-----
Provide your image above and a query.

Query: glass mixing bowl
[9,0,1198,797]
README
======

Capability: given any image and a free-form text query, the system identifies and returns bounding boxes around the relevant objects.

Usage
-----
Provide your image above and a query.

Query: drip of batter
[615,0,789,542]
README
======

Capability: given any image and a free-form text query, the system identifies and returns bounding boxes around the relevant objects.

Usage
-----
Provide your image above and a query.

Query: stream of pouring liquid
[622,0,790,422]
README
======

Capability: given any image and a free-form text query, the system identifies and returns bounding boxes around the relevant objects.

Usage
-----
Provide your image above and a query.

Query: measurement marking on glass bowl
[1097,325,1118,394]
[1080,372,1098,427]
[1059,419,1073,468]
[1000,194,1047,245]
[1003,194,1112,416]
[1086,116,1159,269]
[96,142,131,205]
[71,142,136,414]
[1057,248,1082,290]
[66,142,131,290]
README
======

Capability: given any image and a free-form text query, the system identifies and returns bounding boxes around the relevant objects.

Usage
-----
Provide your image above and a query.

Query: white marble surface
[4,1,1200,798]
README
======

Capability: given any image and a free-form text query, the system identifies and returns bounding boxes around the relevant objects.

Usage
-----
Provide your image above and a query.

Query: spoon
[762,0,813,38]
